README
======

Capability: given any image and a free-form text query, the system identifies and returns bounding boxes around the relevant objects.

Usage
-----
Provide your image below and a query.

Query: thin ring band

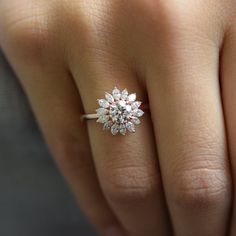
[81,113,99,121]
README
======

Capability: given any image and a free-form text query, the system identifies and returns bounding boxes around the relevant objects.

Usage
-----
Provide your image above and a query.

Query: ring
[81,87,147,135]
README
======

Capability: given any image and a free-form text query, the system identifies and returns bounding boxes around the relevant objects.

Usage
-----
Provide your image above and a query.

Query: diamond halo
[96,87,144,135]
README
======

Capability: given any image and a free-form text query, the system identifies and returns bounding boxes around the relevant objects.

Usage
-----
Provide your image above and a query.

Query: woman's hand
[0,0,235,235]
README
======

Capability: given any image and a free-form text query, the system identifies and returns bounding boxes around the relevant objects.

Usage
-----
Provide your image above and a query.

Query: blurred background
[0,50,96,236]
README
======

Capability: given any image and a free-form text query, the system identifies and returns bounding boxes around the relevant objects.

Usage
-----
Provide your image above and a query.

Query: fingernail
[103,226,126,236]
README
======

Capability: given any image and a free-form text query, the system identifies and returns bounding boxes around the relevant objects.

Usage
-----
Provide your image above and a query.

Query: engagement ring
[81,87,147,135]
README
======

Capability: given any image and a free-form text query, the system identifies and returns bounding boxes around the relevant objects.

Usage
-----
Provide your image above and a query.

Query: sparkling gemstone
[103,121,113,130]
[126,122,135,132]
[96,115,109,123]
[131,117,141,125]
[96,108,108,115]
[117,100,126,108]
[112,87,121,100]
[128,93,136,102]
[98,99,110,108]
[117,116,125,124]
[96,87,144,135]
[109,105,118,117]
[133,109,144,117]
[111,124,119,135]
[125,105,132,112]
[121,89,128,100]
[131,101,141,110]
[110,110,117,118]
[105,92,114,103]
[119,124,126,135]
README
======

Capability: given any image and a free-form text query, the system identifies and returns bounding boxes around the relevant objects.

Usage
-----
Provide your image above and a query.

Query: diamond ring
[81,87,148,135]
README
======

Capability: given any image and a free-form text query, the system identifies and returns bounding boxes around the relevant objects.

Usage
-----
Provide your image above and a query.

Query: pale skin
[0,0,236,235]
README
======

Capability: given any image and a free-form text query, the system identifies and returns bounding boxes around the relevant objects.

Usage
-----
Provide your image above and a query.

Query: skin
[0,0,235,235]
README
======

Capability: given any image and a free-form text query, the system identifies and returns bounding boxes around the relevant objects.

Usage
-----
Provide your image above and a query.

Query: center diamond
[110,101,132,124]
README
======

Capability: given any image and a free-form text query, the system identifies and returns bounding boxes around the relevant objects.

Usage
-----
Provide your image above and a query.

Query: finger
[146,5,232,236]
[0,12,121,236]
[220,23,236,235]
[9,65,121,235]
[70,52,171,235]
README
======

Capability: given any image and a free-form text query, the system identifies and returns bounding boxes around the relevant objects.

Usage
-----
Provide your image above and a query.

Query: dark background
[0,50,96,236]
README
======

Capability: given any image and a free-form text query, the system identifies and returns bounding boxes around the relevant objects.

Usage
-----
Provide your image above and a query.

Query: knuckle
[166,129,232,209]
[54,1,103,61]
[102,165,160,204]
[133,0,217,43]
[60,1,113,50]
[9,20,49,60]
[59,1,104,33]
[134,0,187,28]
[169,164,231,209]
[1,5,51,61]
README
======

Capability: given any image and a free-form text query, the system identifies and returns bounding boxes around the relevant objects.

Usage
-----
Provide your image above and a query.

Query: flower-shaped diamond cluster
[96,87,144,135]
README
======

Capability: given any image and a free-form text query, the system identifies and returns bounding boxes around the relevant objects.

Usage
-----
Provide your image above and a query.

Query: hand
[0,0,234,235]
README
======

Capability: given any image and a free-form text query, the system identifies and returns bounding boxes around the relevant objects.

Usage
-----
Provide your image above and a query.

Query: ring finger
[69,47,171,236]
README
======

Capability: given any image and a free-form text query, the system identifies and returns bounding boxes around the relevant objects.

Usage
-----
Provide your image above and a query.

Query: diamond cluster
[96,87,144,135]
